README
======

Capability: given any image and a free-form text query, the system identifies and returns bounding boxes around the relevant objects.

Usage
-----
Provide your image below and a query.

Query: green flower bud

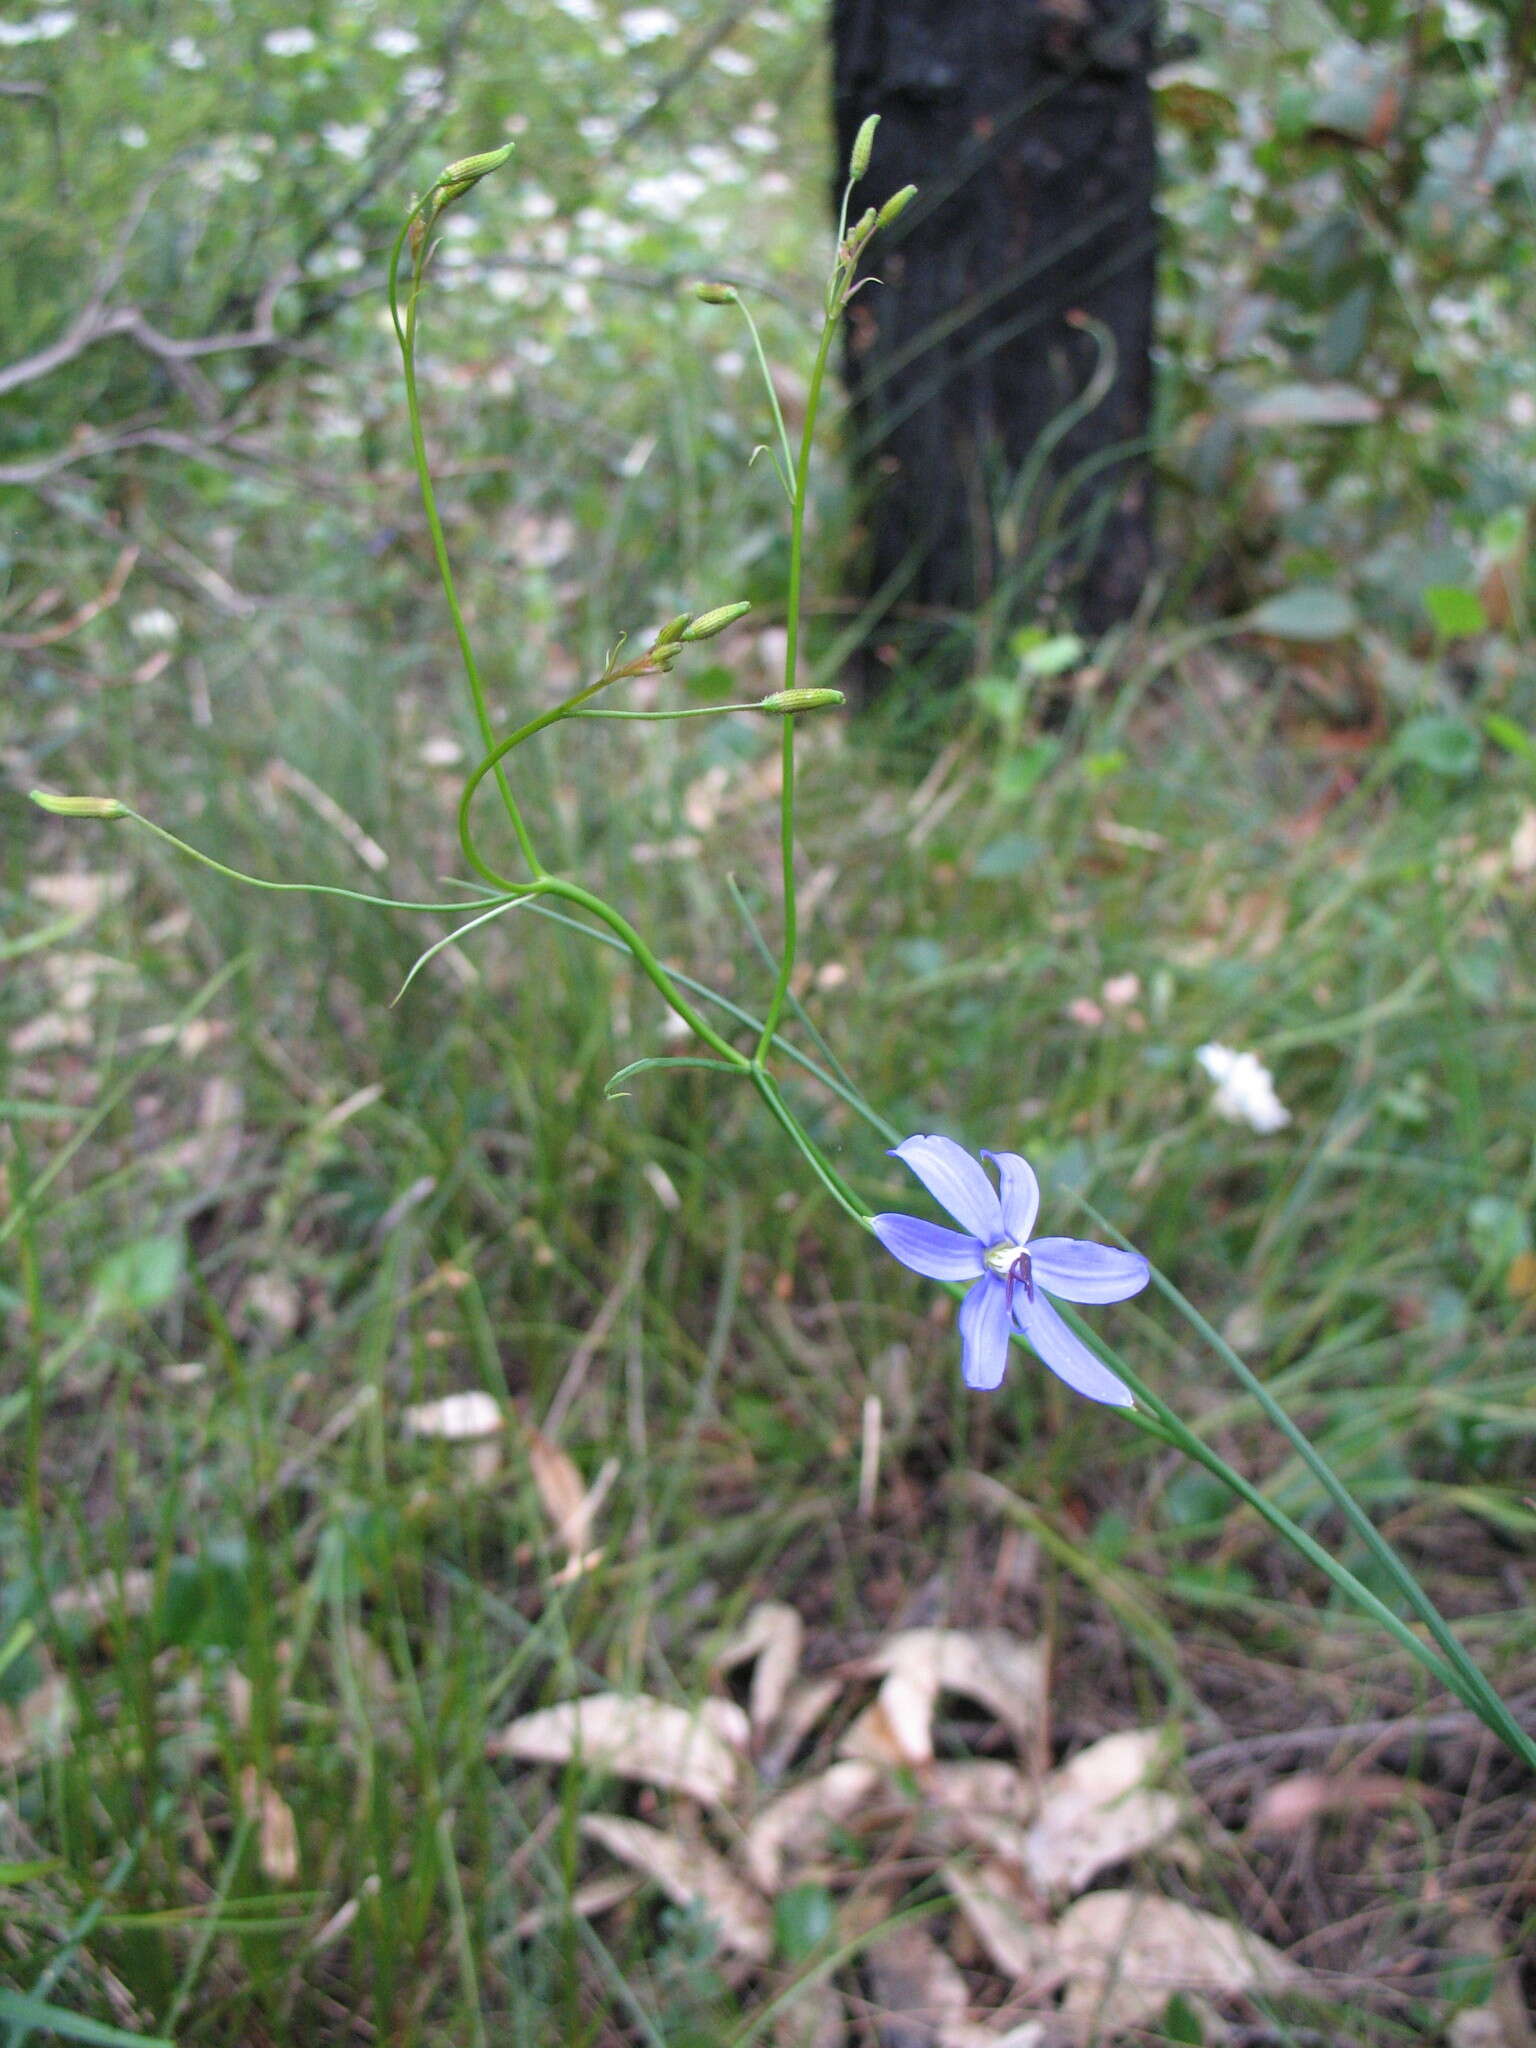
[849,114,880,183]
[694,281,739,305]
[848,207,877,244]
[30,790,127,819]
[653,613,693,646]
[680,601,752,641]
[876,184,918,230]
[438,142,515,188]
[757,688,846,715]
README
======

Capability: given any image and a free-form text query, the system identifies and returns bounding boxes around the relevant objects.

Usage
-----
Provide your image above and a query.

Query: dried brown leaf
[865,1921,972,2046]
[743,1760,879,1891]
[489,1692,747,1806]
[51,1567,155,1625]
[241,1767,300,1884]
[514,1871,641,1937]
[0,1674,74,1767]
[1023,1730,1182,1895]
[715,1601,805,1737]
[580,1814,771,1960]
[843,1629,1045,1767]
[940,1860,1053,1980]
[773,1980,846,2048]
[1247,1768,1424,1837]
[1055,1889,1295,2037]
[403,1391,504,1440]
[760,1674,844,1781]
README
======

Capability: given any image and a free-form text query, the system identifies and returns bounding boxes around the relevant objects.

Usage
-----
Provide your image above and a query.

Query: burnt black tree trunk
[831,0,1159,685]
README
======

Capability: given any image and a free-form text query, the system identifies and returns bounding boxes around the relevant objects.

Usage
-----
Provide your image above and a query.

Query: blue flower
[872,1135,1149,1406]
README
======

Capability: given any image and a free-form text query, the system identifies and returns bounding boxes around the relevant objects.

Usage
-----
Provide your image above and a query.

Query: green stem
[751,1070,870,1228]
[539,877,750,1070]
[121,807,513,914]
[755,311,839,1060]
[456,663,639,888]
[732,294,795,498]
[388,210,541,881]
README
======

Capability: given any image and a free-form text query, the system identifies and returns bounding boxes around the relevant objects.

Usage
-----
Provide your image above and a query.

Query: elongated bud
[875,184,918,230]
[849,114,879,182]
[757,688,845,714]
[653,613,693,646]
[680,600,752,641]
[694,281,738,305]
[847,207,877,244]
[30,790,127,819]
[438,142,515,188]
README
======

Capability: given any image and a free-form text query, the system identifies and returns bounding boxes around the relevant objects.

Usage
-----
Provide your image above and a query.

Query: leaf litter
[490,1605,1309,2041]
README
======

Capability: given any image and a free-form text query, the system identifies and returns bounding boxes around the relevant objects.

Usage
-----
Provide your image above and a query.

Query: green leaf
[1422,584,1487,637]
[774,1883,835,1962]
[0,1990,175,2047]
[1161,1990,1206,2043]
[1483,714,1536,765]
[971,833,1042,879]
[993,739,1061,802]
[1396,715,1480,778]
[1245,586,1359,640]
[1466,1195,1531,1270]
[90,1234,185,1317]
[1017,632,1086,678]
[603,1056,741,1100]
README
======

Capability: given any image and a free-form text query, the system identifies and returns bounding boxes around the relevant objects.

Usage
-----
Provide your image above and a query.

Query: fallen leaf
[773,1980,846,2048]
[1247,1768,1425,1836]
[760,1674,844,1781]
[715,1601,805,1737]
[843,1630,1046,1767]
[515,1871,640,1936]
[241,1767,300,1884]
[52,1567,155,1625]
[1054,1889,1295,2037]
[1444,1913,1534,2048]
[489,1692,748,1805]
[940,1859,1052,1980]
[1023,1730,1182,1895]
[403,1391,504,1440]
[865,1920,972,2046]
[0,1674,75,1766]
[581,1813,770,1960]
[743,1760,879,1891]
[29,871,131,918]
[523,1424,614,1557]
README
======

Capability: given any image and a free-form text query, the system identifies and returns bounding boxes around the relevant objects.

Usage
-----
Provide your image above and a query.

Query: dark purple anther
[1003,1248,1033,1314]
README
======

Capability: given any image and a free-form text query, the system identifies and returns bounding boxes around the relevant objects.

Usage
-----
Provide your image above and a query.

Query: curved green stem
[456,665,637,888]
[389,210,541,882]
[120,807,513,914]
[539,877,749,1070]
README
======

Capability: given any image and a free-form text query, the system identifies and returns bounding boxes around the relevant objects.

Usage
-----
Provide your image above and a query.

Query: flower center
[984,1240,1035,1312]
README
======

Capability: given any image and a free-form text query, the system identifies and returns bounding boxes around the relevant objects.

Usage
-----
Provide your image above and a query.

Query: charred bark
[831,0,1159,687]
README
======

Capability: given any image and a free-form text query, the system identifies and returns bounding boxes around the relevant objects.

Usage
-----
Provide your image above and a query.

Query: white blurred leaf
[1023,1730,1182,1896]
[743,1761,879,1891]
[1055,1889,1295,2035]
[842,1629,1045,1767]
[581,1813,770,1960]
[403,1391,504,1441]
[489,1692,747,1805]
[714,1601,804,1736]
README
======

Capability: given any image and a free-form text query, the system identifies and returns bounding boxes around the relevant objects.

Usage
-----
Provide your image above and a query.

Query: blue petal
[871,1212,985,1282]
[889,1134,1003,1241]
[1014,1291,1135,1408]
[980,1150,1040,1243]
[959,1275,1012,1391]
[1027,1237,1150,1305]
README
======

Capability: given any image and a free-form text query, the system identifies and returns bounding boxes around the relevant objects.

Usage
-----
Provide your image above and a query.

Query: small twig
[0,544,139,649]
